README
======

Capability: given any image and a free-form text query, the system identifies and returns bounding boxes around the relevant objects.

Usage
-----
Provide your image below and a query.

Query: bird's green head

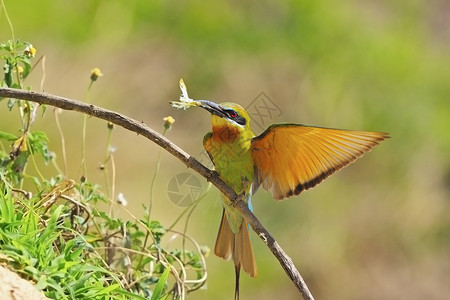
[198,100,254,141]
[198,100,250,129]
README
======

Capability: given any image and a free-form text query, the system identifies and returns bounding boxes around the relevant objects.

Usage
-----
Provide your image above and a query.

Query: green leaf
[3,62,13,87]
[24,265,39,276]
[151,267,170,300]
[11,151,29,173]
[92,283,120,295]
[0,131,17,141]
[27,131,51,163]
[37,205,63,247]
[0,187,15,223]
[7,98,16,110]
[0,41,9,51]
[17,56,32,79]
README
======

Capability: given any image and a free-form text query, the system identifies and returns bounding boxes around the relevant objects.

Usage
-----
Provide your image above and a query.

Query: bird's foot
[230,192,246,207]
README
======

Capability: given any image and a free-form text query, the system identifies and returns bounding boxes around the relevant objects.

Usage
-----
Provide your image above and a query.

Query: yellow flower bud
[163,116,175,130]
[90,67,103,81]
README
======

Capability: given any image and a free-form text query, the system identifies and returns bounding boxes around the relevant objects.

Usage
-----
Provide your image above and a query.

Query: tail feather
[235,264,240,300]
[214,210,234,260]
[234,219,257,277]
[214,210,258,299]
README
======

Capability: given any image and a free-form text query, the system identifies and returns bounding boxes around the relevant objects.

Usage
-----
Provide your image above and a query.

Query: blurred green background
[1,0,450,299]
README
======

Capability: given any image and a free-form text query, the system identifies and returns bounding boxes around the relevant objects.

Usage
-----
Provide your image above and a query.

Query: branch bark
[0,87,314,300]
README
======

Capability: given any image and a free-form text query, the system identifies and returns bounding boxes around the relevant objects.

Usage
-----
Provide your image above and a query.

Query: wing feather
[251,124,389,200]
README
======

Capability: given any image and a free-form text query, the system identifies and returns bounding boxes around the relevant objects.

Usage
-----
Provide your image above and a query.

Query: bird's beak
[197,100,227,118]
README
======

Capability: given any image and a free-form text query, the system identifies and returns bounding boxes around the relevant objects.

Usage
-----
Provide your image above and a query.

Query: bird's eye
[230,111,237,118]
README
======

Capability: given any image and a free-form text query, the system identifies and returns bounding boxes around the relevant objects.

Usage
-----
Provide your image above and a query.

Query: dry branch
[0,87,314,300]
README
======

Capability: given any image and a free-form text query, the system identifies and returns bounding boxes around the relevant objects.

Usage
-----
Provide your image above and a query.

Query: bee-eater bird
[170,82,389,299]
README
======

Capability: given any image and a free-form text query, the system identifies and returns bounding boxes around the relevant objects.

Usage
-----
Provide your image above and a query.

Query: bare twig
[0,87,314,300]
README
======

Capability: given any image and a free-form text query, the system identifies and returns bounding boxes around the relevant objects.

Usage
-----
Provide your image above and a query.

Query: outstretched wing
[251,124,389,200]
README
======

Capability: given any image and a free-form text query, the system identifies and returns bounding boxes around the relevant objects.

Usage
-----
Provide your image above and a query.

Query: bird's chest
[208,138,254,194]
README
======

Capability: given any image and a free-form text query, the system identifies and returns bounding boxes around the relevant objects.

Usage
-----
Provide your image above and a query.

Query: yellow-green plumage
[193,99,389,300]
[203,103,258,284]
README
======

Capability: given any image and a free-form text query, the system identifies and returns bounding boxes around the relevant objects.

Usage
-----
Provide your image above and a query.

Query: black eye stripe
[232,113,245,124]
[222,108,246,126]
[224,109,237,118]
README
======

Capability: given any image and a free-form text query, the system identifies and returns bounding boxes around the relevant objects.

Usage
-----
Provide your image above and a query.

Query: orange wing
[251,124,389,200]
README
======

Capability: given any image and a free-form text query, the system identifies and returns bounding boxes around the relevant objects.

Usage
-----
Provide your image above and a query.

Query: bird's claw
[231,192,246,207]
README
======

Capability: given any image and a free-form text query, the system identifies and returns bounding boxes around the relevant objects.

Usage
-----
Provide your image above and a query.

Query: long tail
[214,210,257,299]
[235,264,240,300]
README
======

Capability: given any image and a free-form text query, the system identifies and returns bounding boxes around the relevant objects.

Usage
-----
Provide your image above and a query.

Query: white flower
[169,78,201,110]
[117,193,128,206]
